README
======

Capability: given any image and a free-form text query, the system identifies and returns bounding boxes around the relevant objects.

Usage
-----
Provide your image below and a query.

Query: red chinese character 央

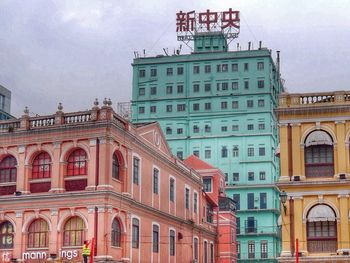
[221,8,240,29]
[199,9,218,31]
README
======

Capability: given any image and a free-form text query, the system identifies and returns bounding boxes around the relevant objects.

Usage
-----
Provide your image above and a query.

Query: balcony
[219,196,236,212]
[245,220,257,234]
[308,239,337,253]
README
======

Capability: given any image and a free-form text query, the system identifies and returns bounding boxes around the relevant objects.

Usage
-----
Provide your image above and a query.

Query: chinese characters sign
[176,9,240,41]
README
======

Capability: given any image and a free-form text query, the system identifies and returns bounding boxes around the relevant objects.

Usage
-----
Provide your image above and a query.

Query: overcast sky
[1,0,350,117]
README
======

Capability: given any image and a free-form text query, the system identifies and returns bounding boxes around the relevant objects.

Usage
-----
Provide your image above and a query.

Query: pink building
[0,100,236,262]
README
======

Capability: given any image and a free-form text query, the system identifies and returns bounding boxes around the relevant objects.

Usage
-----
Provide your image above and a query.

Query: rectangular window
[138,107,145,114]
[247,100,254,108]
[139,88,145,96]
[166,85,173,94]
[232,81,238,90]
[237,218,241,235]
[224,173,228,182]
[193,84,200,92]
[205,124,211,133]
[177,151,183,160]
[194,192,198,213]
[232,101,238,109]
[237,242,241,259]
[194,238,199,260]
[210,243,214,263]
[193,65,200,74]
[260,193,267,209]
[222,82,228,90]
[177,67,183,75]
[232,63,238,72]
[170,178,175,202]
[177,104,186,111]
[193,125,199,133]
[261,240,268,258]
[205,65,211,73]
[193,150,199,157]
[204,83,211,92]
[247,217,256,233]
[132,218,139,248]
[244,80,249,89]
[233,172,239,181]
[151,68,157,77]
[248,147,254,157]
[177,128,183,134]
[233,194,240,210]
[221,146,228,158]
[150,106,156,113]
[221,126,227,132]
[133,157,140,185]
[177,85,184,93]
[232,146,239,157]
[167,67,173,76]
[259,147,266,156]
[232,124,239,131]
[185,188,190,209]
[193,103,200,111]
[244,63,249,71]
[166,105,172,112]
[222,64,228,72]
[248,241,255,259]
[248,172,254,181]
[258,99,265,107]
[166,127,172,135]
[170,230,175,256]
[153,225,159,253]
[203,178,212,192]
[206,205,213,223]
[216,64,222,72]
[247,124,254,130]
[153,168,159,194]
[205,103,211,110]
[221,101,228,109]
[247,193,254,209]
[257,62,264,70]
[205,149,211,159]
[150,86,157,95]
[258,80,265,89]
[139,69,145,78]
[259,123,265,130]
[259,171,266,180]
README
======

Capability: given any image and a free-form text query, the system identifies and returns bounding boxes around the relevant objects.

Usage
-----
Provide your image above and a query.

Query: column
[50,142,64,192]
[280,197,291,257]
[12,211,24,260]
[335,121,346,176]
[94,205,113,261]
[279,124,289,181]
[87,206,96,240]
[338,194,350,251]
[86,139,97,190]
[49,209,59,254]
[293,197,305,253]
[291,124,302,179]
[16,145,29,194]
[97,138,113,190]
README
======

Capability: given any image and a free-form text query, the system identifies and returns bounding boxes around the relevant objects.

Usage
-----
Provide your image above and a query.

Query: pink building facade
[0,100,236,262]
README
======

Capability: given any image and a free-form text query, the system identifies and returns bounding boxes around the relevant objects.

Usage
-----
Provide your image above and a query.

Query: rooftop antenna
[176,44,182,55]
[163,48,169,56]
[277,51,281,73]
[248,42,251,50]
[259,41,262,49]
[133,51,139,58]
[143,49,146,57]
[237,43,239,51]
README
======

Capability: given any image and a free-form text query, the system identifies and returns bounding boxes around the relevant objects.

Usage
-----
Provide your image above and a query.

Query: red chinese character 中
[199,9,218,31]
[176,10,195,32]
[221,8,240,29]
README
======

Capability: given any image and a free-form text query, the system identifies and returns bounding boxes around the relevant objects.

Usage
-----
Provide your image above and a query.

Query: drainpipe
[94,138,100,256]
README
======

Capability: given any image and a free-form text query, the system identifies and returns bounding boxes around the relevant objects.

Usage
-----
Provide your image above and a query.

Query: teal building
[131,33,284,262]
[0,85,12,120]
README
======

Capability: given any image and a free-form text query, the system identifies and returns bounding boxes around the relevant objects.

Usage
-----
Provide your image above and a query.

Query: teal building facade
[131,34,283,262]
[0,85,12,120]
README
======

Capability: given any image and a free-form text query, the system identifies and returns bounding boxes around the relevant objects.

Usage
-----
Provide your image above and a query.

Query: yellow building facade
[277,91,350,262]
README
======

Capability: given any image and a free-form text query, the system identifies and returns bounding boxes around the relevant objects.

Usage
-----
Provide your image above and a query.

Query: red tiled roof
[183,155,215,170]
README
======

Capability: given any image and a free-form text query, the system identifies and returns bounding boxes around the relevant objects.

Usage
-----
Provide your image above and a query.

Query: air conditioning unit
[339,174,346,180]
[293,176,300,181]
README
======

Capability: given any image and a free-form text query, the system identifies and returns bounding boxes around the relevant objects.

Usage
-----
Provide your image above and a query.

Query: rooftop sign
[176,8,240,41]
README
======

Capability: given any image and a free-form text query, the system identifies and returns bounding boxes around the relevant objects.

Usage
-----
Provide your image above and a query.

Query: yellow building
[277,91,350,262]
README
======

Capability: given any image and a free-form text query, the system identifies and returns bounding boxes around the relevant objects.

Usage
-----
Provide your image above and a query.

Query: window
[205,65,211,73]
[216,64,222,72]
[170,178,175,202]
[194,238,199,260]
[133,157,140,185]
[193,125,199,133]
[150,68,157,77]
[232,81,238,90]
[232,101,238,109]
[153,168,159,194]
[259,171,266,180]
[259,147,266,156]
[139,69,145,77]
[258,80,265,89]
[248,147,254,157]
[167,68,173,76]
[63,216,85,247]
[194,192,198,213]
[193,65,200,74]
[233,172,239,181]
[247,193,254,209]
[210,243,214,263]
[204,83,211,92]
[248,172,254,181]
[222,82,228,90]
[150,86,157,95]
[244,63,249,71]
[67,149,87,176]
[204,241,208,263]
[150,106,157,113]
[236,218,240,235]
[166,105,173,112]
[232,63,238,71]
[32,152,51,179]
[177,67,183,75]
[257,62,264,70]
[244,80,249,89]
[203,178,212,192]
[260,193,267,209]
[112,153,121,180]
[166,127,172,135]
[0,221,13,249]
[248,241,255,259]
[233,146,239,157]
[224,173,228,182]
[177,151,183,160]
[205,125,211,133]
[177,85,184,93]
[170,230,175,256]
[193,103,200,111]
[222,64,228,72]
[233,194,240,210]
[259,123,265,130]
[177,104,186,111]
[193,84,200,92]
[206,205,213,223]
[261,240,268,258]
[221,126,227,132]
[166,85,173,94]
[138,88,145,96]
[205,149,211,159]
[177,128,183,134]
[0,156,17,183]
[205,103,211,110]
[258,99,265,107]
[132,218,139,248]
[28,219,49,248]
[232,124,239,131]
[153,225,159,253]
[111,219,121,247]
[185,188,190,209]
[221,146,228,158]
[0,95,4,110]
[138,107,145,114]
[221,101,228,109]
[193,150,199,157]
[237,242,241,259]
[247,100,254,108]
[247,124,254,130]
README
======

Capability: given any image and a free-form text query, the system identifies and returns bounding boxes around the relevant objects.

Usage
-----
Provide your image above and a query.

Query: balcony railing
[307,239,337,253]
[219,196,236,212]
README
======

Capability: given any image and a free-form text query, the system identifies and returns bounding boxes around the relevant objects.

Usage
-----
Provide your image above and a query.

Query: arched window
[307,204,337,253]
[0,221,14,249]
[63,217,85,247]
[32,152,51,179]
[0,156,17,183]
[112,153,120,180]
[304,131,334,178]
[28,219,49,248]
[111,218,121,247]
[67,149,87,176]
